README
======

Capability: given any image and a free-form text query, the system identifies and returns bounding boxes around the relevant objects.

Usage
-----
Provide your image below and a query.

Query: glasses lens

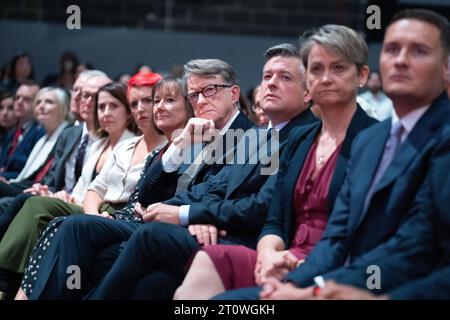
[187,92,198,104]
[202,85,217,97]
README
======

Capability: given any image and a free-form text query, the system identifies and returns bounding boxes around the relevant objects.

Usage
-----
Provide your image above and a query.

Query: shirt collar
[391,104,430,136]
[218,110,240,135]
[268,120,290,131]
[81,122,99,141]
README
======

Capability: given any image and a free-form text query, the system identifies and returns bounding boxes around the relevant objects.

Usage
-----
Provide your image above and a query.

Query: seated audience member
[0,87,70,198]
[251,86,269,127]
[0,81,44,180]
[216,9,450,300]
[0,92,18,143]
[5,53,34,93]
[358,70,394,121]
[174,24,376,300]
[14,75,192,300]
[15,58,254,300]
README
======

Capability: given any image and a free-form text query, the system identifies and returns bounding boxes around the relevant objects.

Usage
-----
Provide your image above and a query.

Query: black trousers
[88,222,200,300]
[0,180,33,198]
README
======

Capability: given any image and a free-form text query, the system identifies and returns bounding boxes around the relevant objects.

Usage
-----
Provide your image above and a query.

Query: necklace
[317,155,325,165]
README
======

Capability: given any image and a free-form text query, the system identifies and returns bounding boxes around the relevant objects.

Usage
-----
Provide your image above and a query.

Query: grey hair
[264,43,298,60]
[79,69,108,81]
[299,24,368,71]
[35,87,70,120]
[182,59,238,86]
[264,43,306,87]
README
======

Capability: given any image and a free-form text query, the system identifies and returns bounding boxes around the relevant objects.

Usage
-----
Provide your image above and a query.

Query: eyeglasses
[185,84,232,105]
[80,92,97,101]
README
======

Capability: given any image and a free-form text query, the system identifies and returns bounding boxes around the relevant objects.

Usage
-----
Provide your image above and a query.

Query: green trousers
[0,196,121,273]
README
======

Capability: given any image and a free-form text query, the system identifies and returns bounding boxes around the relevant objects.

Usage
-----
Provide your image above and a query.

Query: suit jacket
[0,120,45,179]
[347,127,450,299]
[259,106,376,247]
[138,112,254,207]
[286,92,450,289]
[43,124,83,192]
[164,109,318,248]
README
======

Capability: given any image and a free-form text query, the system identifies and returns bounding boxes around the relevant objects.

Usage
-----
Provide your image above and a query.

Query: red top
[290,139,342,260]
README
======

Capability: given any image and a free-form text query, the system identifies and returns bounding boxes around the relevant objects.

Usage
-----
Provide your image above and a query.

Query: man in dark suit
[137,59,253,207]
[86,44,320,300]
[0,81,44,180]
[217,9,450,300]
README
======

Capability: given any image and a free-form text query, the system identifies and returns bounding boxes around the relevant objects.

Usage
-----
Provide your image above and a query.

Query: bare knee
[174,251,221,300]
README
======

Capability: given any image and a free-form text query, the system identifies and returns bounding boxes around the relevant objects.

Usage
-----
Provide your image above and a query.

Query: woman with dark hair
[6,53,34,92]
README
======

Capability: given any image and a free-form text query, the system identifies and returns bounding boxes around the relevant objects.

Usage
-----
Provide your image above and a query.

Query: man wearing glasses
[158,59,253,191]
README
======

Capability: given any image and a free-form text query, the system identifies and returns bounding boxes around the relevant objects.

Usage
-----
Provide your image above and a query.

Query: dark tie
[74,133,89,182]
[175,140,218,193]
[363,122,404,213]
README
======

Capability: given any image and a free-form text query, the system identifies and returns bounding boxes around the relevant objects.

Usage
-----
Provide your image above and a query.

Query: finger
[219,229,227,237]
[195,226,204,245]
[259,282,276,300]
[134,203,144,217]
[201,225,211,245]
[142,211,157,223]
[209,225,218,245]
[188,225,196,236]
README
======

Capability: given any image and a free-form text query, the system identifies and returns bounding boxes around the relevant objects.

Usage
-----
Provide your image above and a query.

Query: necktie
[363,122,404,213]
[34,156,55,182]
[7,126,24,156]
[74,133,89,182]
[175,139,218,193]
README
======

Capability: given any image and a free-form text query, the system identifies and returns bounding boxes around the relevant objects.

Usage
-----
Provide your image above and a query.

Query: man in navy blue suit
[215,8,450,300]
[0,81,44,180]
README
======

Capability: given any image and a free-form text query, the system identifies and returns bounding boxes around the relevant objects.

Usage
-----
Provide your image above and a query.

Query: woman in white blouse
[52,82,139,206]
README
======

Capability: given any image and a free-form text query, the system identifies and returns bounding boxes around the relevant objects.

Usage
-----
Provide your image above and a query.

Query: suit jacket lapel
[373,95,448,194]
[283,126,320,225]
[350,120,390,229]
[353,92,449,231]
[226,109,317,196]
[328,106,373,209]
[63,126,83,162]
